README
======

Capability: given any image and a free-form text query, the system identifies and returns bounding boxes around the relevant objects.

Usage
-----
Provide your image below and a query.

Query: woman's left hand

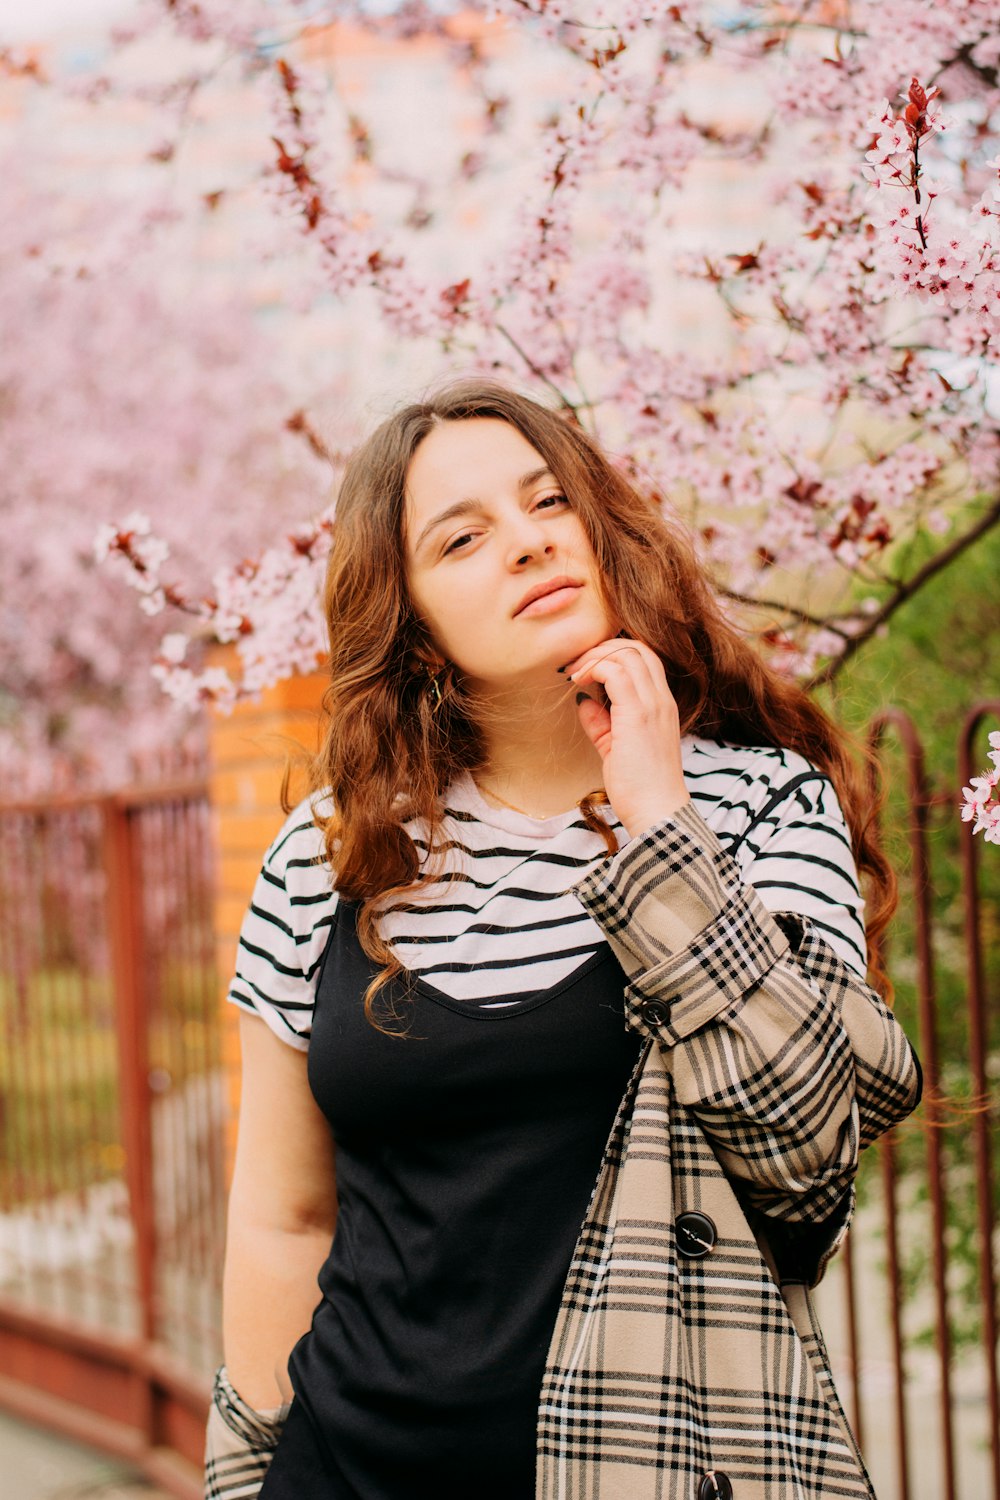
[564,637,690,840]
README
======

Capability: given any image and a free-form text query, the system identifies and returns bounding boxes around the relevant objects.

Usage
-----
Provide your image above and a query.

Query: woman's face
[404,417,615,691]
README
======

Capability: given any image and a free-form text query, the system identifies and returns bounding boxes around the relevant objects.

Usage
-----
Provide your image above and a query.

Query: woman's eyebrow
[412,467,555,553]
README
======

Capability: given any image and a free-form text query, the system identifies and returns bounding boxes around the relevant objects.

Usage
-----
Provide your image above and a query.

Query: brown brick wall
[208,655,326,1179]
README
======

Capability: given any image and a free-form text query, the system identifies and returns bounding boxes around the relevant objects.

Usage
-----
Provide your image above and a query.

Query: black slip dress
[258,901,641,1500]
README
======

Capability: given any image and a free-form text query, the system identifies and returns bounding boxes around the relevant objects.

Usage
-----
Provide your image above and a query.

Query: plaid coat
[205,800,920,1500]
[538,801,921,1500]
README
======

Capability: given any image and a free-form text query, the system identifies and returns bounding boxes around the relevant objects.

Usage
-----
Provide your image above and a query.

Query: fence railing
[0,780,223,1497]
[813,700,1000,1500]
[0,709,997,1500]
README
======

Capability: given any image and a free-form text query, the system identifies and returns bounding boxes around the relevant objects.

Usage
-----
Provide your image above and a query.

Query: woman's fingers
[563,638,654,680]
[563,637,689,838]
[565,639,671,715]
[574,691,612,755]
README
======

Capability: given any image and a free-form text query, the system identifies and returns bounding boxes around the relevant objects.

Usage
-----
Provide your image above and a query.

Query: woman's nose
[506,519,555,569]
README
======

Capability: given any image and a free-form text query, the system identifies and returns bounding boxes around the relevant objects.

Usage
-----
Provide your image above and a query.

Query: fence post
[879,1129,910,1500]
[869,708,956,1500]
[864,736,912,1500]
[102,797,157,1436]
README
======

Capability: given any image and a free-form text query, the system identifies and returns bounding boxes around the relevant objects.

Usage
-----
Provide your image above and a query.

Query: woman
[205,380,921,1500]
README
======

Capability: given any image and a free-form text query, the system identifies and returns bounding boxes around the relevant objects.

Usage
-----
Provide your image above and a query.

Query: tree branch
[494,322,581,414]
[721,588,852,633]
[807,491,1000,688]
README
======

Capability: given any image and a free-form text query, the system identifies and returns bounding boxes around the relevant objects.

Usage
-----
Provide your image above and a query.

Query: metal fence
[0,780,223,1495]
[0,710,997,1500]
[813,700,1000,1500]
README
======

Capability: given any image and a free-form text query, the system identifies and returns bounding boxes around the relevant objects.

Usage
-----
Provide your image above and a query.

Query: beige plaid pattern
[204,1365,289,1500]
[204,801,920,1499]
[537,802,921,1498]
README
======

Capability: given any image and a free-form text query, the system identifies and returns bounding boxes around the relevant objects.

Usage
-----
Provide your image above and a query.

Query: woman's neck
[474,681,605,820]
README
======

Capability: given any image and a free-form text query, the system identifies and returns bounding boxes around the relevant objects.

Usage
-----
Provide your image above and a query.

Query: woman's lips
[515,584,583,617]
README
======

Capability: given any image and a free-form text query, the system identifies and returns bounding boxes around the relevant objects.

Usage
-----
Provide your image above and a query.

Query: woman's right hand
[565,636,690,839]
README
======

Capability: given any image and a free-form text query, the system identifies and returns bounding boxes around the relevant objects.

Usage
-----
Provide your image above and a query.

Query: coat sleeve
[204,1364,288,1500]
[573,795,921,1247]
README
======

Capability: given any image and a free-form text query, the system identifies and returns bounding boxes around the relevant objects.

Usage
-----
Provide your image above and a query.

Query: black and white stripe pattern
[227,736,868,1049]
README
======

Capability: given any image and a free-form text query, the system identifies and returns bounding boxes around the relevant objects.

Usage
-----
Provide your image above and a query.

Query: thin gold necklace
[472,777,538,818]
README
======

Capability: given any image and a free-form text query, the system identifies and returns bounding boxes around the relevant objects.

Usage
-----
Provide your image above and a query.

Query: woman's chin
[552,623,614,672]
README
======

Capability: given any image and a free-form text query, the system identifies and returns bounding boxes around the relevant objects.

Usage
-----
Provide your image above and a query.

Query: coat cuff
[204,1366,290,1499]
[212,1363,290,1443]
[574,800,789,1044]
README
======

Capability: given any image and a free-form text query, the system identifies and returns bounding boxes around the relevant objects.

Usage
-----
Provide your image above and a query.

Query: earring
[427,667,443,714]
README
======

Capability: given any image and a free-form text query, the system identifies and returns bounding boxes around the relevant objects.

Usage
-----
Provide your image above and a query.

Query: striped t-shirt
[228,735,868,1051]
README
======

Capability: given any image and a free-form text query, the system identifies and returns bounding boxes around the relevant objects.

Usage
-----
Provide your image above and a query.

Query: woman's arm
[574,797,921,1276]
[205,1013,337,1498]
[223,1011,338,1409]
[206,796,338,1499]
[567,637,920,1235]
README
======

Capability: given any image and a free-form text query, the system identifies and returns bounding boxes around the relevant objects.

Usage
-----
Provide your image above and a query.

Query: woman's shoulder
[229,791,338,1050]
[682,734,825,795]
[260,790,335,880]
[681,736,865,973]
[681,735,837,842]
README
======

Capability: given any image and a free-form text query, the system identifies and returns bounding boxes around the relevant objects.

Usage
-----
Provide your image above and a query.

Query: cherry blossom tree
[0,157,331,788]
[11,2,1000,807]
[88,0,1000,690]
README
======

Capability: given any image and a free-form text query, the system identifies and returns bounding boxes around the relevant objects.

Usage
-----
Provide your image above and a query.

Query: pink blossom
[961,734,1000,841]
[0,160,329,784]
[2,0,995,839]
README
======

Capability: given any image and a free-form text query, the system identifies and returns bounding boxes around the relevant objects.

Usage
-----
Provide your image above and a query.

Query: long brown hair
[305,379,895,1026]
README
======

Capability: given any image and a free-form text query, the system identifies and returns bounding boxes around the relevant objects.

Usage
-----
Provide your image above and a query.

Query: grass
[0,957,219,1207]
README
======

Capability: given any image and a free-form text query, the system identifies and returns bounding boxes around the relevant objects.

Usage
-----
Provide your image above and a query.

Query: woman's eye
[443,531,476,555]
[535,493,569,511]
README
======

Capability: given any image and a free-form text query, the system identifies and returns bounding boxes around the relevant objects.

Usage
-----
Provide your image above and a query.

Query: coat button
[676,1211,717,1259]
[698,1473,733,1500]
[639,999,669,1028]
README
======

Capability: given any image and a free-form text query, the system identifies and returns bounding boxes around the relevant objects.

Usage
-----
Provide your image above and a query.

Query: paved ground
[0,1410,173,1500]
